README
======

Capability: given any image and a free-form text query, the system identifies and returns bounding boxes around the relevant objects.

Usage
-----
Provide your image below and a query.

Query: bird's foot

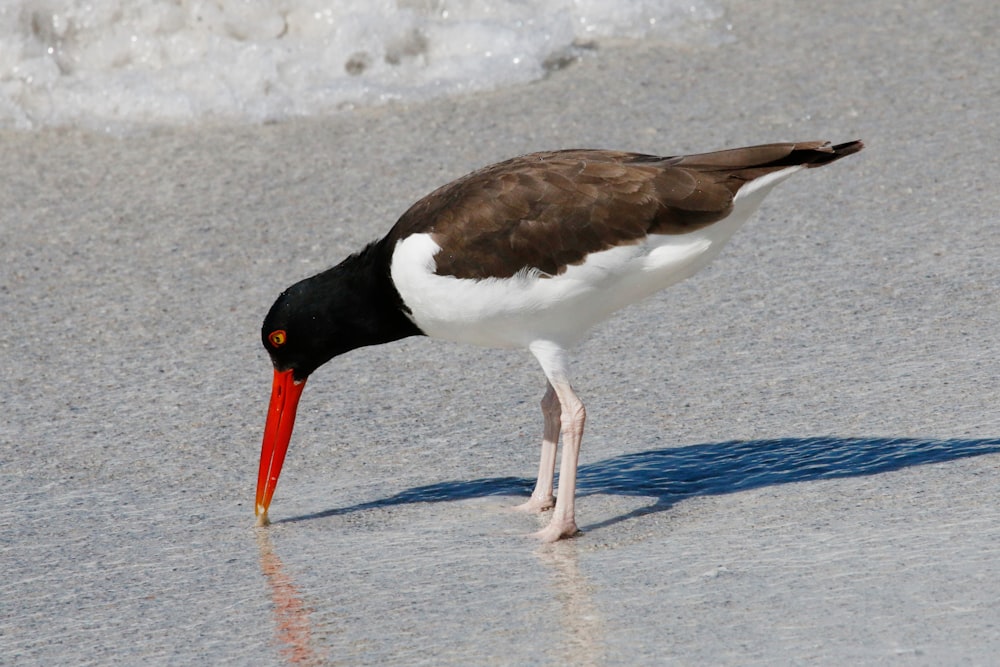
[533,518,581,543]
[514,494,556,513]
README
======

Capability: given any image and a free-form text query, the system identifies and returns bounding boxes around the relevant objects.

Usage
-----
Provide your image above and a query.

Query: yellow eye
[268,330,287,348]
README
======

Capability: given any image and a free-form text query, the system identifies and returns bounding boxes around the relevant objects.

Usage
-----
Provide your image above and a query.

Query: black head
[262,276,344,381]
[261,245,423,381]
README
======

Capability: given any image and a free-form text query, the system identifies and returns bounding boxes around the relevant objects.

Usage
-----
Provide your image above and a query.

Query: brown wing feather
[384,142,862,280]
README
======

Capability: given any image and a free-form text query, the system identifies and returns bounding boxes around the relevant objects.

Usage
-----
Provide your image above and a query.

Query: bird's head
[254,247,418,526]
[255,272,353,526]
[261,260,402,378]
[261,278,343,382]
[253,241,424,526]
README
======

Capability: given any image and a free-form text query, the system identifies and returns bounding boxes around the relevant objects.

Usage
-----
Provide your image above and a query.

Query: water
[0,0,726,132]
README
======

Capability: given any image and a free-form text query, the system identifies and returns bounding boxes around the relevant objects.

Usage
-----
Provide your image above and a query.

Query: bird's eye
[268,330,287,348]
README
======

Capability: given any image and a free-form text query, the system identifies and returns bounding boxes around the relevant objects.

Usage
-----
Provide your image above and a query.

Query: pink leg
[534,379,584,542]
[527,341,584,542]
[515,382,560,513]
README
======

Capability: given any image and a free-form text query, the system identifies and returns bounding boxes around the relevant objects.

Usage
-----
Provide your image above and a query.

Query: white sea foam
[0,0,726,132]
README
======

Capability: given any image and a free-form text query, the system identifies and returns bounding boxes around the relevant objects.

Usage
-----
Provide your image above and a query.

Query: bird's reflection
[537,541,606,666]
[256,529,327,665]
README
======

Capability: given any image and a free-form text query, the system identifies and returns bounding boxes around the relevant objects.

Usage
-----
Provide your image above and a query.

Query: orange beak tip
[255,508,271,527]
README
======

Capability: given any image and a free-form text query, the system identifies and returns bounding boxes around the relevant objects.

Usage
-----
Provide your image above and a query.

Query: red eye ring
[268,330,287,348]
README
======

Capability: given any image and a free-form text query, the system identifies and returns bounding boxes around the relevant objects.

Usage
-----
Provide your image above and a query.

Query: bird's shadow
[279,436,1000,530]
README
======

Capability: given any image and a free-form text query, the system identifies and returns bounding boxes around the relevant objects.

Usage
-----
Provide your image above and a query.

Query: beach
[3,0,999,664]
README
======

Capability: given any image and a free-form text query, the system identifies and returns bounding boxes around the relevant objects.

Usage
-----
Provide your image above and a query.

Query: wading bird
[255,140,863,542]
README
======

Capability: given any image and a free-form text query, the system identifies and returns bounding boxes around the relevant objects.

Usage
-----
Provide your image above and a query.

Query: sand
[3,0,999,664]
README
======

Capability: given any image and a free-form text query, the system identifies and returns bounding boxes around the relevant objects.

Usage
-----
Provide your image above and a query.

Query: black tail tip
[803,140,864,167]
[831,140,865,156]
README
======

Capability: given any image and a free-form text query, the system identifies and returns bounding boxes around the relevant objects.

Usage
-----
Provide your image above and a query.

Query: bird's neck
[322,239,424,349]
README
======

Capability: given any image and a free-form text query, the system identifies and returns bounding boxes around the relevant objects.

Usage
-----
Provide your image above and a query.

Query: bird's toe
[513,495,556,513]
[533,519,581,543]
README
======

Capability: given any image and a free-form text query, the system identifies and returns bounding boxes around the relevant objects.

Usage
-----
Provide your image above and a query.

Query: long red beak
[256,368,307,526]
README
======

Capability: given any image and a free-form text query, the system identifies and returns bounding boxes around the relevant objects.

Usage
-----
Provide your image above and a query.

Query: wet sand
[3,0,999,664]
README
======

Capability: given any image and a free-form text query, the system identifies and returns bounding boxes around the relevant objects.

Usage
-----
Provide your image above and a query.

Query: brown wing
[384,141,862,280]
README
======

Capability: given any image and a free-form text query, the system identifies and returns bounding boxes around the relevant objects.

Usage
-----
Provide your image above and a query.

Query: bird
[255,140,864,542]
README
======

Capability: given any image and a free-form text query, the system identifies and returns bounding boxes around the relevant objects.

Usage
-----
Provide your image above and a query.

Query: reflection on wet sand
[256,529,327,665]
[538,542,606,666]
